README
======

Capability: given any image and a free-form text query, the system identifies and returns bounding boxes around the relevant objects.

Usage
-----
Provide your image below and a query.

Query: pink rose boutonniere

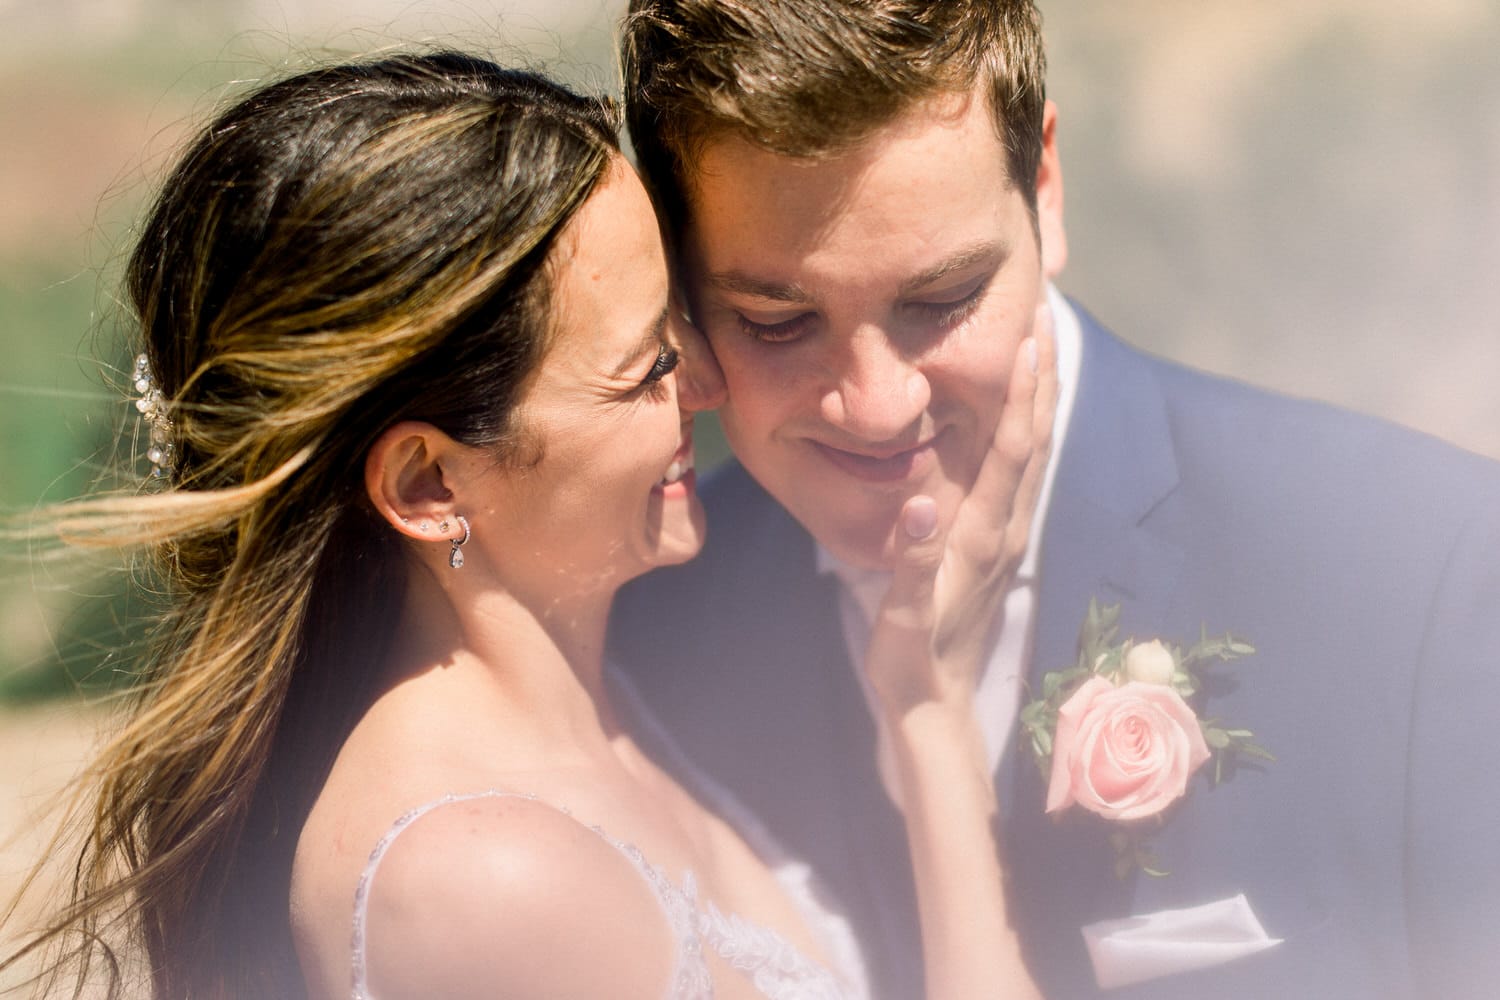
[1021,601,1272,876]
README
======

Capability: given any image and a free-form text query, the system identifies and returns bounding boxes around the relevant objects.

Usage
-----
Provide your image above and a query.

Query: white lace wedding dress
[348,668,871,1000]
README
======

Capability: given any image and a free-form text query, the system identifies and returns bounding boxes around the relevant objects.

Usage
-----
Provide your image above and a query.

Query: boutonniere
[1020,600,1272,877]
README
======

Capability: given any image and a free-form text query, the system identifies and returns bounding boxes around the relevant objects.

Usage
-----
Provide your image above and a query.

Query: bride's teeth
[660,452,694,485]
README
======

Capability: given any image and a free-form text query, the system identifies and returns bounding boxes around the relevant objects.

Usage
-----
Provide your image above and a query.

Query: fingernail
[904,496,938,540]
[1023,337,1038,375]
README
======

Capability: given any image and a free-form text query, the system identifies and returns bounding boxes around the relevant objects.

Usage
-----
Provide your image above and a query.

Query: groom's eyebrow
[704,270,813,304]
[897,240,1009,295]
[704,239,1010,303]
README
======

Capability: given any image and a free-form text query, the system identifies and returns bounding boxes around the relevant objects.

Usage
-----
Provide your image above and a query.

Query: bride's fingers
[999,298,1058,561]
[946,301,1051,590]
[866,299,1059,710]
[866,495,944,709]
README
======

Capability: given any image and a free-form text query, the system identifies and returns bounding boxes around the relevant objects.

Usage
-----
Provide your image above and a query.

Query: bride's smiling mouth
[657,437,696,492]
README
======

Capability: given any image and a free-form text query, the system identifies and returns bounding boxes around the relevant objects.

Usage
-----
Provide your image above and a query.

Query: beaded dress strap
[349,790,711,1000]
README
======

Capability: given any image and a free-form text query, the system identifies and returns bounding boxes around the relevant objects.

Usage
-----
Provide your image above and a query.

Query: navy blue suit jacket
[609,305,1500,999]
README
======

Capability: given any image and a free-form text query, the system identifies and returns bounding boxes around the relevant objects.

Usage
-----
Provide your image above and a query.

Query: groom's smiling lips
[808,428,946,484]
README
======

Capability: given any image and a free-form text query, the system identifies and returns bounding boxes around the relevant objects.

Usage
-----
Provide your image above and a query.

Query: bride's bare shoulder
[298,792,681,1000]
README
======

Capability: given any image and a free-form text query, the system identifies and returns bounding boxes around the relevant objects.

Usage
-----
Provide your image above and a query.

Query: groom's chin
[797,485,966,573]
[806,516,905,573]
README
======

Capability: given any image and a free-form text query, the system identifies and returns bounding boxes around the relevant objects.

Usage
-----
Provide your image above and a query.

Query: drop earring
[449,515,471,570]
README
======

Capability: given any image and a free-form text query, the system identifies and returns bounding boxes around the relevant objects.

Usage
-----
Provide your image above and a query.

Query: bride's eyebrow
[608,306,671,379]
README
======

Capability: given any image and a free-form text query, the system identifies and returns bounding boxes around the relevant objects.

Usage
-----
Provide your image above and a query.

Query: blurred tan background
[2,0,1497,984]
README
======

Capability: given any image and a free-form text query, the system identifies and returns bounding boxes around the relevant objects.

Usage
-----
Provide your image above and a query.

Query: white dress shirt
[816,285,1083,803]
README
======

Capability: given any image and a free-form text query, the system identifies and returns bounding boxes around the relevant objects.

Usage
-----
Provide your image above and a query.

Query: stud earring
[449,515,471,570]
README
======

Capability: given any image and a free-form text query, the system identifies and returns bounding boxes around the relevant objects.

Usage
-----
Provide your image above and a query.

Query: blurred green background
[2,0,1498,702]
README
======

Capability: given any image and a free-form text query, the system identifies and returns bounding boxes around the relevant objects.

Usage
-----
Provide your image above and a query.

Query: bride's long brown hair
[1,52,618,999]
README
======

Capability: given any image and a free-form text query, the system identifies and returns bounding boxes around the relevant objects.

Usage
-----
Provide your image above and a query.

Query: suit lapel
[1002,306,1187,994]
[1035,305,1183,666]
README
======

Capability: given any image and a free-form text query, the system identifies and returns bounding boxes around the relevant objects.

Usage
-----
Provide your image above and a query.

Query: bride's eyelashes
[638,344,680,398]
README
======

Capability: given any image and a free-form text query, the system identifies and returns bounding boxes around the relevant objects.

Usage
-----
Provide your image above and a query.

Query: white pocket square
[1081,893,1283,990]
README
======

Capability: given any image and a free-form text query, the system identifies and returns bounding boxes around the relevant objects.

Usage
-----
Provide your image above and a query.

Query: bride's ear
[364,421,460,540]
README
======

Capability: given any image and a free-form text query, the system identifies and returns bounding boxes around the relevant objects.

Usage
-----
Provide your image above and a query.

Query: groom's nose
[820,327,931,441]
[669,308,726,413]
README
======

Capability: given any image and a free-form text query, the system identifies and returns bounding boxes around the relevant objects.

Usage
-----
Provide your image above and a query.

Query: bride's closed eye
[639,344,680,397]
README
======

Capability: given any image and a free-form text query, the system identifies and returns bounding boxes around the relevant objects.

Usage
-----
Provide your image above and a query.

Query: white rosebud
[1124,639,1175,685]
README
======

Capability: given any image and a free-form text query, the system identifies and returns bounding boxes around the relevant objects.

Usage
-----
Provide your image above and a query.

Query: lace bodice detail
[349,671,868,999]
[700,899,858,1000]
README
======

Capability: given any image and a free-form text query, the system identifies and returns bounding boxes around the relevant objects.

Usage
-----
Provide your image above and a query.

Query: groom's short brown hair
[621,0,1048,232]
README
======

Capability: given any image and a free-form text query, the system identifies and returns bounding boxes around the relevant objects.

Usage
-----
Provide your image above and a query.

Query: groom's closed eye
[903,275,994,331]
[734,310,817,344]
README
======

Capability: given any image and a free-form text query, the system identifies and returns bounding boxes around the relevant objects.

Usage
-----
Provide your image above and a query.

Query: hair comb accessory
[133,353,174,479]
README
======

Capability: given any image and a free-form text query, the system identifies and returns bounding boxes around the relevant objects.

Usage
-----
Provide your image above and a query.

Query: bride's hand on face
[862,298,1054,1000]
[865,297,1059,718]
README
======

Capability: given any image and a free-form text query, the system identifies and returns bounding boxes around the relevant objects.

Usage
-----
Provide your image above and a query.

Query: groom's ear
[364,421,459,540]
[1036,99,1068,280]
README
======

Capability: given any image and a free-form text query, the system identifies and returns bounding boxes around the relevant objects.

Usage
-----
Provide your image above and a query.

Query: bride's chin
[624,495,707,574]
[649,518,709,569]
[655,528,708,567]
[661,539,705,566]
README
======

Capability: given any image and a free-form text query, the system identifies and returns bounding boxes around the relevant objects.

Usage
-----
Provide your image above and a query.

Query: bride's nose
[669,306,726,413]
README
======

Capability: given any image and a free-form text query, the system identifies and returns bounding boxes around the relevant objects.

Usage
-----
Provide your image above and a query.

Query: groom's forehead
[684,99,1014,226]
